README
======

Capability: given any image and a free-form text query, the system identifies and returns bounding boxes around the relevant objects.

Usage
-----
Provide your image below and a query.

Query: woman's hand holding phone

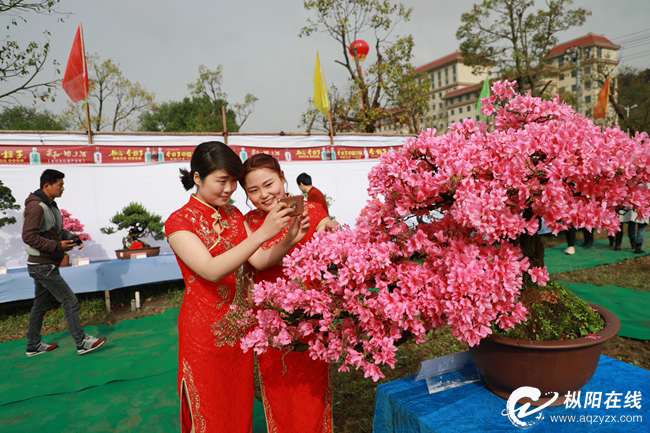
[278,195,304,216]
[287,209,310,246]
[259,201,293,241]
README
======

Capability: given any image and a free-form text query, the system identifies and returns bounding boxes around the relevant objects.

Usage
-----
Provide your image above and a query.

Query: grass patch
[537,229,650,290]
[0,311,34,342]
[553,255,650,291]
[332,326,468,433]
[166,285,185,309]
[603,336,650,370]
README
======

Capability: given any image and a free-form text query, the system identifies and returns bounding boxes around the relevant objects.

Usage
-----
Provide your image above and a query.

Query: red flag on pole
[62,23,89,102]
[593,77,610,119]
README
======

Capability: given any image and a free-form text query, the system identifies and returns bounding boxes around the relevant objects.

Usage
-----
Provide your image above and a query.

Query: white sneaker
[26,341,59,357]
[564,246,575,255]
[77,335,106,355]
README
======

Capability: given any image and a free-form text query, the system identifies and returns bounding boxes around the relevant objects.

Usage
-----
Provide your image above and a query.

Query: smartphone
[72,238,83,245]
[279,195,304,217]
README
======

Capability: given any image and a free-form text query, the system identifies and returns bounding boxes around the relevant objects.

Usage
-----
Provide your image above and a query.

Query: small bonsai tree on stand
[0,180,20,229]
[100,202,165,249]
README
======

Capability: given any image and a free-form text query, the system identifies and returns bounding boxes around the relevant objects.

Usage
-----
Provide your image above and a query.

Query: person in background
[564,227,594,255]
[582,228,594,248]
[243,154,338,433]
[297,172,329,215]
[613,211,628,251]
[630,216,648,254]
[616,208,648,254]
[166,142,308,433]
[22,169,106,357]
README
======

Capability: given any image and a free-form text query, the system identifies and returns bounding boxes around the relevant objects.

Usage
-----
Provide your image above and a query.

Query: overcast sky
[2,0,649,133]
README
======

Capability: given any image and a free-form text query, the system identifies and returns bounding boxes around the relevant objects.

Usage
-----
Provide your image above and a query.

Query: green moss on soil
[495,281,605,340]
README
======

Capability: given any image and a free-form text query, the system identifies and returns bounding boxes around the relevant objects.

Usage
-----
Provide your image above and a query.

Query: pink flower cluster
[242,80,650,381]
[60,209,92,242]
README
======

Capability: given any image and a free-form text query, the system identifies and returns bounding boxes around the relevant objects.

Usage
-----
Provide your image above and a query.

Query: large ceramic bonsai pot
[115,246,160,260]
[468,303,620,406]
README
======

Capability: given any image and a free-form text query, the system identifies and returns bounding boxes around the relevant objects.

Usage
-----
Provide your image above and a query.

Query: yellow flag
[313,52,330,117]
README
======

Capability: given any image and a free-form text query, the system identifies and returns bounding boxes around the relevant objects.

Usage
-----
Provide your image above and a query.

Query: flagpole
[221,105,228,144]
[77,20,108,311]
[327,108,334,145]
[79,21,92,145]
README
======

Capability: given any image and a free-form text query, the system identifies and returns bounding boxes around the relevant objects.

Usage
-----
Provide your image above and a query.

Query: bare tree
[299,0,429,133]
[61,54,155,131]
[456,0,590,96]
[188,64,258,129]
[0,0,70,105]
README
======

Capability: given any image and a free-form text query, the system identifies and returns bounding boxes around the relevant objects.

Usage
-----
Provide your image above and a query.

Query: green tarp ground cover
[556,280,650,340]
[0,371,180,433]
[0,309,267,433]
[0,309,178,407]
[544,238,649,275]
[542,238,650,340]
[0,370,267,433]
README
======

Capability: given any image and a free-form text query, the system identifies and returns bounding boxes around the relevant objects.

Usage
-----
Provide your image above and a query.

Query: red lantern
[348,40,369,62]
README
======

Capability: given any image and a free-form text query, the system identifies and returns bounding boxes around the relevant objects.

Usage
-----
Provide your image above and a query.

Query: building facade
[545,33,620,124]
[378,51,491,134]
[379,33,620,134]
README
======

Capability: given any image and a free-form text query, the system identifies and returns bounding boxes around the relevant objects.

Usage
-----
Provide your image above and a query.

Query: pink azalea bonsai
[242,80,650,381]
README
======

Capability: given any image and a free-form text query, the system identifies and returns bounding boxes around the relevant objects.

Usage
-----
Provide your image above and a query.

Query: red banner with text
[0,144,400,165]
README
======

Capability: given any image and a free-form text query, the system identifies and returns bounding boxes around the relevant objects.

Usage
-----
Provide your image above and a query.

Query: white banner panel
[0,133,411,269]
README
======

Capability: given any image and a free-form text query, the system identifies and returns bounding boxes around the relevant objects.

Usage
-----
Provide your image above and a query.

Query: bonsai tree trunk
[511,213,545,270]
[516,232,545,269]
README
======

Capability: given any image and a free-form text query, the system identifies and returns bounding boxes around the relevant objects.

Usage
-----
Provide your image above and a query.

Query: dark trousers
[628,222,647,246]
[615,222,648,247]
[615,222,625,246]
[565,227,593,247]
[26,264,85,349]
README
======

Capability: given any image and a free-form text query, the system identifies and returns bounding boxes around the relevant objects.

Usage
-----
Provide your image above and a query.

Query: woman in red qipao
[165,142,309,433]
[241,154,339,433]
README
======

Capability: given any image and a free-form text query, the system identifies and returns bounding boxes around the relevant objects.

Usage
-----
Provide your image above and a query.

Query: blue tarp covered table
[373,355,649,432]
[0,254,182,303]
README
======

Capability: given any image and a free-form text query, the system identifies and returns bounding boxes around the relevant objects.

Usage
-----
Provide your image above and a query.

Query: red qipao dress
[166,195,254,433]
[245,201,333,433]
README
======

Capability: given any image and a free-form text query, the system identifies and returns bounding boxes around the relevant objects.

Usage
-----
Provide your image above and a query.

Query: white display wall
[0,133,409,269]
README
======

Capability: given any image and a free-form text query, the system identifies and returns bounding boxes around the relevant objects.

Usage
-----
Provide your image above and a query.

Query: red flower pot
[468,303,621,406]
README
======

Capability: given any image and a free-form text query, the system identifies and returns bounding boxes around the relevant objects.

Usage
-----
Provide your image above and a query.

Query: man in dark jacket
[23,169,106,357]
